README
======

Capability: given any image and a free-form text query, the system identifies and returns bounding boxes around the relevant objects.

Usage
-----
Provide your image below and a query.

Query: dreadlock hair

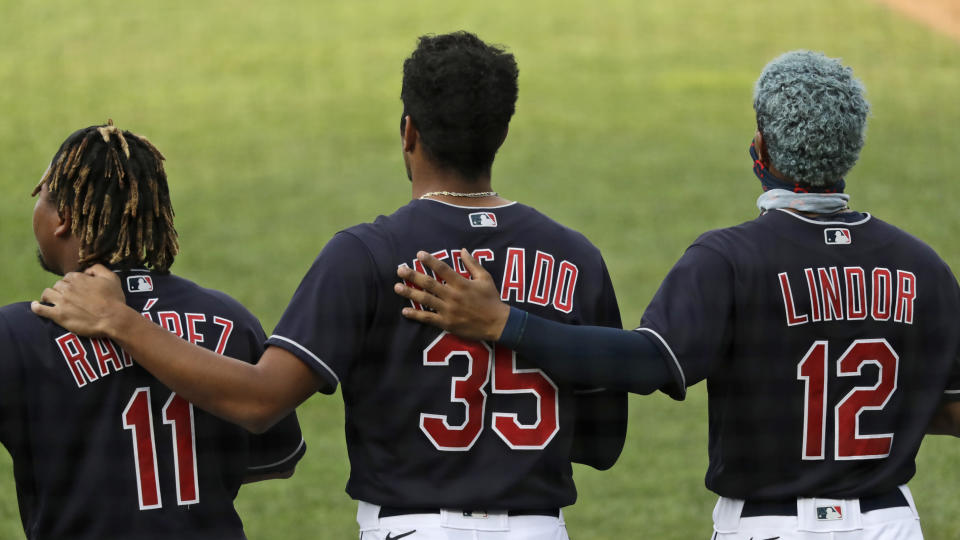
[32,120,179,273]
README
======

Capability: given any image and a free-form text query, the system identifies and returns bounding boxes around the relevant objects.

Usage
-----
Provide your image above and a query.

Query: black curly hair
[401,31,519,180]
[33,120,179,273]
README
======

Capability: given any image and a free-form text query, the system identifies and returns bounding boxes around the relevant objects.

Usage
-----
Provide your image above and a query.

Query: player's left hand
[395,249,510,342]
[32,264,127,338]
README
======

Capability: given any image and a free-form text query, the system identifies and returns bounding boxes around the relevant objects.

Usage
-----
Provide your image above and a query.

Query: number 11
[122,387,199,510]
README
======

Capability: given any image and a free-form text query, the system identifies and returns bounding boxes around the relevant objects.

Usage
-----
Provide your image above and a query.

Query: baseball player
[393,51,960,539]
[33,33,627,539]
[1,122,305,540]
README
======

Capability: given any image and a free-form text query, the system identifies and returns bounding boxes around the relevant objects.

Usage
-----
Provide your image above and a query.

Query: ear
[754,130,771,166]
[402,115,418,153]
[496,127,509,148]
[54,206,72,238]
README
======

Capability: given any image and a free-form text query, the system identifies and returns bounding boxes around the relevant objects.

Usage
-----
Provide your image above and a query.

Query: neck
[411,170,509,206]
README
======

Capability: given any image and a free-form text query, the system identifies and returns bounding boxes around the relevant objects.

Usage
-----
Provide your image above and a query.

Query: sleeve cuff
[633,327,687,401]
[497,307,529,350]
[265,336,339,394]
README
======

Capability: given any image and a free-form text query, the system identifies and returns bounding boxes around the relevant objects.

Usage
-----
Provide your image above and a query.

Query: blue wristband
[497,307,528,349]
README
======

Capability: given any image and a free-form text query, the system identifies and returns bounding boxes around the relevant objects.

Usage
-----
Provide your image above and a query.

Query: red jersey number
[122,388,199,510]
[420,332,560,451]
[797,339,898,460]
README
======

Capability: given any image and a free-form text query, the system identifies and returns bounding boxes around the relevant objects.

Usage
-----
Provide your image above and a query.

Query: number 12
[797,339,898,461]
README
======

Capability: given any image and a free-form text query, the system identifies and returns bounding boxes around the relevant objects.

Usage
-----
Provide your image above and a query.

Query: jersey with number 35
[640,209,960,500]
[267,199,624,510]
[0,270,305,540]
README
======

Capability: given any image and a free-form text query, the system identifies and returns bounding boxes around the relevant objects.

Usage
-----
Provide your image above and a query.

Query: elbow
[242,414,281,435]
[238,403,285,435]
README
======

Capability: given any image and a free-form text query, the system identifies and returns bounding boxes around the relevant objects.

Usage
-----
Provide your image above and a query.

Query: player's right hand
[32,264,128,338]
[395,249,510,342]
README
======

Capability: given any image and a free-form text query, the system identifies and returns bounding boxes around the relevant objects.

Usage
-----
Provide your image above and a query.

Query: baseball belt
[740,488,908,517]
[378,507,560,518]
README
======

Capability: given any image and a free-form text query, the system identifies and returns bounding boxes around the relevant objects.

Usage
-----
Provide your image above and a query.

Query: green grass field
[1,0,958,538]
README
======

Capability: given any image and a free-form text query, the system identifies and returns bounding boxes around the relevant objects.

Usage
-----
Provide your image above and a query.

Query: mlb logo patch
[469,212,497,228]
[127,275,154,293]
[816,505,843,521]
[824,228,852,245]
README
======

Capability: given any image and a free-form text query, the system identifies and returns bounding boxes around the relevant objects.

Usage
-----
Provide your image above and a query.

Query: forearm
[926,401,960,437]
[498,307,675,395]
[106,305,297,432]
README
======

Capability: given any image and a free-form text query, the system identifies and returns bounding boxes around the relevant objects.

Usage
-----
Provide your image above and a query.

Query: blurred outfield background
[1,0,958,538]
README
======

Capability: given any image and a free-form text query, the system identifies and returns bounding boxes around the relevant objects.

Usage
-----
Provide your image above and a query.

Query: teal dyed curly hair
[753,51,870,187]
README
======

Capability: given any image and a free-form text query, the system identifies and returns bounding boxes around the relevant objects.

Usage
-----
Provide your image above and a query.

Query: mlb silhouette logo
[127,275,154,293]
[469,212,498,228]
[816,505,843,520]
[824,228,852,245]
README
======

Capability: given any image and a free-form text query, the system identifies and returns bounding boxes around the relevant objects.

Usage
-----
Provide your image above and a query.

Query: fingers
[400,305,447,328]
[397,264,443,295]
[416,251,464,284]
[39,287,63,306]
[457,249,491,282]
[31,301,53,317]
[394,282,443,311]
[32,288,63,320]
[86,264,115,279]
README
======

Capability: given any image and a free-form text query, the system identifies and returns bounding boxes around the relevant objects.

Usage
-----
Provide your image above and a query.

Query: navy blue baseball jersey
[0,269,305,540]
[267,199,624,509]
[640,209,960,500]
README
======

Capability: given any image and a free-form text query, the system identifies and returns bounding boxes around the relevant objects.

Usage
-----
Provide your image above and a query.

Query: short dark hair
[33,121,179,272]
[401,31,519,180]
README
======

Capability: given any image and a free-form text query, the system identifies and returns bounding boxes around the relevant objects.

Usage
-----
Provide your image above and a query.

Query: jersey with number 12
[640,209,960,500]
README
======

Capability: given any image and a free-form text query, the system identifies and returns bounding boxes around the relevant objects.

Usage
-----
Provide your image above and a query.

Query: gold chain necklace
[420,190,498,199]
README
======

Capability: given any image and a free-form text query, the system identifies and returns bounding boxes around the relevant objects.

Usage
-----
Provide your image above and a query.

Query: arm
[927,401,960,437]
[927,401,960,436]
[32,266,320,433]
[394,250,679,395]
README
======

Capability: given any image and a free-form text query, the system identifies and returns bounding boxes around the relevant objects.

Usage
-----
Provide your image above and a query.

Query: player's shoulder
[0,301,42,328]
[509,202,606,255]
[0,302,51,345]
[147,272,260,323]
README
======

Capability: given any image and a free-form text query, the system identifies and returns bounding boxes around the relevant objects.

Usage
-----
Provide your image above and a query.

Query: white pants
[711,485,923,540]
[357,501,568,540]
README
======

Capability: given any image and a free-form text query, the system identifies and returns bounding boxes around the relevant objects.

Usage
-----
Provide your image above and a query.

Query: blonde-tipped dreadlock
[32,120,179,272]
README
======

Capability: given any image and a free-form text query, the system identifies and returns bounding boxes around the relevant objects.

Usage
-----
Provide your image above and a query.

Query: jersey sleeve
[941,285,960,402]
[639,242,735,390]
[245,413,306,475]
[0,307,26,452]
[218,303,309,473]
[266,232,378,394]
[569,258,628,470]
[945,360,960,402]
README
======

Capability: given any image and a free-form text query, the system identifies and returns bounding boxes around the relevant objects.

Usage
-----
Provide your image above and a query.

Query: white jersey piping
[774,208,873,226]
[633,327,686,389]
[268,335,340,383]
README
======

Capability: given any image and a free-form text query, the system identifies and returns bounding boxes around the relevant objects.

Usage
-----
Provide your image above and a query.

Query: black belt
[741,489,908,518]
[378,506,560,519]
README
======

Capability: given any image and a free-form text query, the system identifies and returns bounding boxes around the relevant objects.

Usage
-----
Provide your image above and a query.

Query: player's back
[0,269,305,540]
[680,209,960,499]
[269,199,622,510]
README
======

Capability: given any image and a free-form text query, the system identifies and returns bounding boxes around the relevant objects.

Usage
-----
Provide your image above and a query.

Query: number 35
[420,332,560,451]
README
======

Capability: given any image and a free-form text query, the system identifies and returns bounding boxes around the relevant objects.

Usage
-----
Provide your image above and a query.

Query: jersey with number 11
[0,270,305,540]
